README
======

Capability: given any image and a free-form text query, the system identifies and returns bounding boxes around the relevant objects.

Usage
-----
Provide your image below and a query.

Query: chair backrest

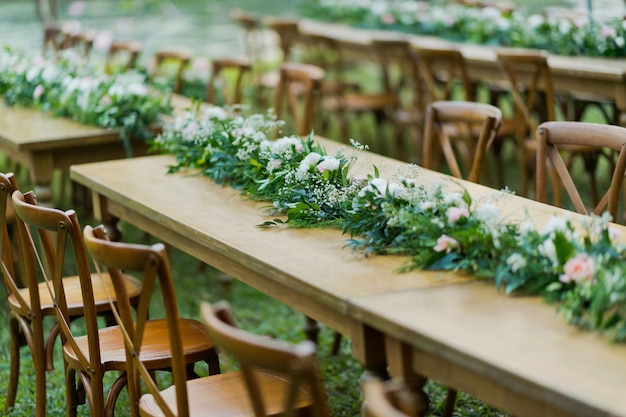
[274,62,325,137]
[200,300,330,417]
[105,40,142,74]
[206,56,252,106]
[361,377,421,417]
[151,50,192,94]
[0,173,20,305]
[412,43,474,102]
[496,48,556,140]
[82,224,188,417]
[231,8,263,62]
[536,121,626,221]
[262,17,300,61]
[11,191,104,385]
[422,100,502,183]
[64,31,95,57]
[370,37,417,107]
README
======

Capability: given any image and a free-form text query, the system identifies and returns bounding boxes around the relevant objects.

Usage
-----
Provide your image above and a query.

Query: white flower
[474,203,500,224]
[387,182,406,199]
[267,159,282,172]
[299,152,322,173]
[369,178,388,195]
[506,253,527,273]
[538,238,558,267]
[126,83,147,96]
[543,216,569,236]
[443,192,465,207]
[317,156,341,173]
[204,106,227,120]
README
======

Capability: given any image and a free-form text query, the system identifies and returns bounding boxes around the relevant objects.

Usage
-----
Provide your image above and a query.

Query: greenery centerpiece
[300,0,626,58]
[154,105,626,343]
[0,47,172,155]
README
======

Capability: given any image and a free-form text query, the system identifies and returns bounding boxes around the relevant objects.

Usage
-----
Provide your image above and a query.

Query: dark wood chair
[206,56,252,106]
[361,377,422,417]
[11,193,219,417]
[536,121,626,222]
[151,49,192,94]
[274,61,325,137]
[422,100,502,184]
[105,40,142,74]
[1,175,142,417]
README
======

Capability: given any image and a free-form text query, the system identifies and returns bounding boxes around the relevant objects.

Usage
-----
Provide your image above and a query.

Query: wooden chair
[206,56,252,106]
[536,121,626,222]
[105,40,142,74]
[82,227,328,417]
[10,193,219,417]
[361,377,422,417]
[422,100,502,183]
[320,35,411,156]
[274,61,325,137]
[230,8,264,64]
[200,301,331,417]
[151,49,192,94]
[1,175,141,417]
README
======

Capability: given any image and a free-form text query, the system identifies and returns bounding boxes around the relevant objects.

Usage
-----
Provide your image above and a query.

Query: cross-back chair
[10,193,219,417]
[105,40,142,74]
[1,176,142,417]
[206,56,252,106]
[230,8,264,61]
[361,377,422,417]
[151,49,192,94]
[82,226,328,417]
[201,301,331,417]
[422,100,502,184]
[63,30,95,58]
[536,121,626,222]
[274,61,325,137]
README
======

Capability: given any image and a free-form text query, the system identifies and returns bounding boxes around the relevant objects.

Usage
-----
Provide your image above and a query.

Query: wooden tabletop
[70,136,626,417]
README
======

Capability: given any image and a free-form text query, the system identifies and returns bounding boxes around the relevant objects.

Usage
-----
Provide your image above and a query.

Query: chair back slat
[413,44,474,102]
[206,57,252,105]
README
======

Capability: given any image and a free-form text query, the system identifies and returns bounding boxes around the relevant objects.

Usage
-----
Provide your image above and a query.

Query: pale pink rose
[446,206,469,224]
[609,226,623,242]
[381,13,395,25]
[99,95,112,106]
[434,234,459,253]
[559,254,595,283]
[93,30,113,51]
[602,26,616,38]
[33,85,44,99]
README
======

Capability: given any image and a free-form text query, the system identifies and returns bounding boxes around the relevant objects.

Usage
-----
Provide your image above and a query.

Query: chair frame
[422,100,502,183]
[206,56,252,105]
[152,50,192,94]
[274,61,325,137]
[105,40,142,74]
[536,121,626,221]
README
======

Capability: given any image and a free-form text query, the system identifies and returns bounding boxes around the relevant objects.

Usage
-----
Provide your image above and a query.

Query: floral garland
[0,47,172,156]
[300,0,626,58]
[154,106,626,343]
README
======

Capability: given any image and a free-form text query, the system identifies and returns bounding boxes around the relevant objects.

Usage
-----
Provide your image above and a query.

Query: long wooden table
[297,20,626,125]
[0,95,190,206]
[70,138,626,417]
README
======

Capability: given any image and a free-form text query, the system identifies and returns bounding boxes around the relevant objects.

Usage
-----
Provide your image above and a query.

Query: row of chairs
[1,169,427,417]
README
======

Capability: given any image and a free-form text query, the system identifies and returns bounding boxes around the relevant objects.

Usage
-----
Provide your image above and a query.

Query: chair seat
[8,273,142,317]
[139,371,313,417]
[63,318,215,372]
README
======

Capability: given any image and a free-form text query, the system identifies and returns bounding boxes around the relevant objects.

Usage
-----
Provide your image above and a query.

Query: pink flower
[602,26,616,38]
[559,254,595,283]
[33,85,44,99]
[99,95,112,106]
[434,235,459,253]
[93,31,113,51]
[381,13,395,25]
[446,206,469,224]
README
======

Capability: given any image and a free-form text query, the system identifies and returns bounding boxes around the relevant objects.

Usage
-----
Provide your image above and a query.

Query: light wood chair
[496,48,557,198]
[151,49,192,94]
[1,176,142,417]
[206,56,252,106]
[274,61,325,137]
[105,40,142,74]
[83,226,329,417]
[536,121,626,222]
[230,8,264,65]
[422,100,502,184]
[200,301,331,417]
[10,193,219,417]
[361,377,422,417]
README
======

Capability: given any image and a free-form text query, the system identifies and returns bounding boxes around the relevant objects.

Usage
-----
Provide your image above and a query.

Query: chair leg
[330,331,343,356]
[4,317,21,414]
[304,316,320,345]
[45,322,60,371]
[105,373,128,417]
[65,367,80,417]
[442,388,457,417]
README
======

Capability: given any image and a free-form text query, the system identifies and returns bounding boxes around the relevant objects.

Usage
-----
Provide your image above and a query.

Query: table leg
[304,316,320,344]
[385,337,430,417]
[92,193,122,241]
[30,152,55,207]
